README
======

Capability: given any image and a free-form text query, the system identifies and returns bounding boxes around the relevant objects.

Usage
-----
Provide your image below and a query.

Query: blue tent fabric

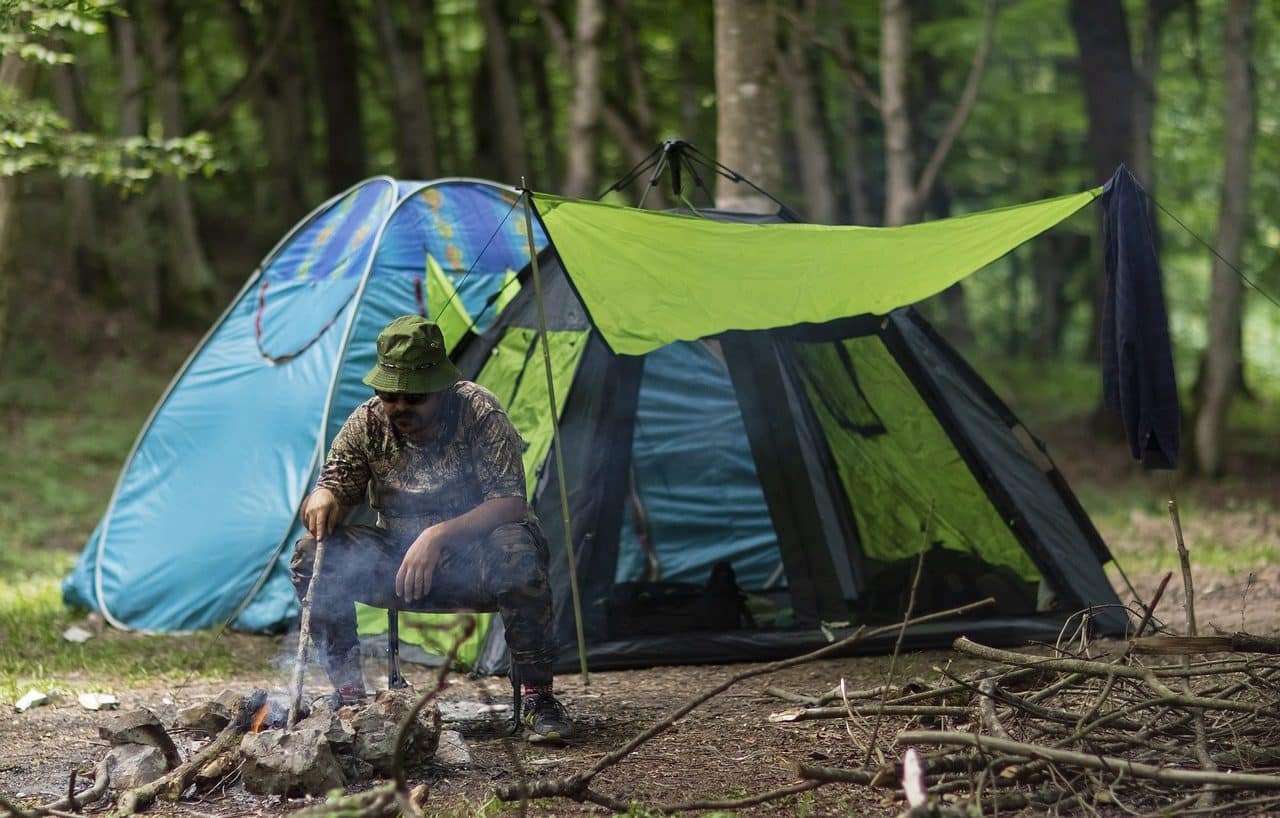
[63,179,547,632]
[1100,167,1180,470]
[615,341,778,589]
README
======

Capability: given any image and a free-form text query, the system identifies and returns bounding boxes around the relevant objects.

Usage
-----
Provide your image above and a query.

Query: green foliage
[0,0,221,187]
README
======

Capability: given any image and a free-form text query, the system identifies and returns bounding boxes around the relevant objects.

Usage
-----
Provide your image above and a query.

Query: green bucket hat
[362,315,461,394]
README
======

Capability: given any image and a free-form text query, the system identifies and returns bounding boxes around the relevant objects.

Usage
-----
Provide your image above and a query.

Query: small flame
[251,703,269,733]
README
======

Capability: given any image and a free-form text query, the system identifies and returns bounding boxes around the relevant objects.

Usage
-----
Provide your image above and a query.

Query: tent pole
[521,184,590,686]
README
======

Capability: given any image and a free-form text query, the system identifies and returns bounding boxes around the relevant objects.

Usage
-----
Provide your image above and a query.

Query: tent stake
[521,185,590,686]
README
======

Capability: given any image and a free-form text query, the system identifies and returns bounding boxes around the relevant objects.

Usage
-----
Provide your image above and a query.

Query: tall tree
[372,0,438,178]
[782,0,836,223]
[50,60,105,298]
[1069,0,1137,364]
[225,0,310,223]
[141,0,217,322]
[480,0,526,182]
[0,53,35,358]
[1194,0,1256,476]
[562,0,604,198]
[309,0,366,191]
[714,0,781,213]
[880,0,995,226]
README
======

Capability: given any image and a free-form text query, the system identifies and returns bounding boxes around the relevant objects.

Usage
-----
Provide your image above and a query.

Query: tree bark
[835,26,872,225]
[372,0,439,178]
[1069,0,1136,369]
[107,7,162,321]
[309,0,367,191]
[1194,0,1255,476]
[881,0,994,226]
[51,61,107,300]
[141,0,216,323]
[714,0,782,213]
[226,0,309,225]
[479,0,527,182]
[562,0,605,198]
[423,0,461,172]
[783,0,836,223]
[0,54,35,363]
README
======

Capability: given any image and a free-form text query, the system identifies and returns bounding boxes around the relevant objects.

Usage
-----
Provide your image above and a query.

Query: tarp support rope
[521,184,590,685]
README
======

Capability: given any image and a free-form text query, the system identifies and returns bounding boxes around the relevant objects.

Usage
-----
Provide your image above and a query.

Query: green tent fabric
[532,188,1100,355]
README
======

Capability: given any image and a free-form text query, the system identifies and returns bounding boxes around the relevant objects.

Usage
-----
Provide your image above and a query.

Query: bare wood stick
[897,731,1280,788]
[288,538,327,730]
[864,501,933,768]
[769,704,969,722]
[954,637,1265,683]
[1167,480,1198,637]
[1131,572,1173,642]
[42,761,108,812]
[1131,634,1280,655]
[497,597,996,804]
[978,679,1012,740]
[116,716,249,815]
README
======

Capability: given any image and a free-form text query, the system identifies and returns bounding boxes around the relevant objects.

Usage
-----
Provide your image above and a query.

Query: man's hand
[396,526,446,602]
[301,488,342,540]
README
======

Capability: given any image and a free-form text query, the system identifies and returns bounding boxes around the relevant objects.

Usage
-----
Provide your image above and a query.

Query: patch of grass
[1109,540,1280,576]
[0,542,276,704]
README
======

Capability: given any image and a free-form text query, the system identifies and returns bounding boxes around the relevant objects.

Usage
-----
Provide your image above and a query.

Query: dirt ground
[0,644,1045,817]
[4,421,1278,816]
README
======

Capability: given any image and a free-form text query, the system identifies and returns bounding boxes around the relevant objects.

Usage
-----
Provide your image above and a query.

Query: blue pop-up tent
[63,178,547,632]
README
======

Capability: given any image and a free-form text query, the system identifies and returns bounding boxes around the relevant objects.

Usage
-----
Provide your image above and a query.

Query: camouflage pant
[290,519,556,689]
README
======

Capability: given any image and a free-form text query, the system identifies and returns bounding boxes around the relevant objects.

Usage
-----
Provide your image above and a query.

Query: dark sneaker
[521,691,574,743]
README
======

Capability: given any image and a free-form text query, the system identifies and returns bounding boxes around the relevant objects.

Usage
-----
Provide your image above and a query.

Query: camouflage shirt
[316,381,527,540]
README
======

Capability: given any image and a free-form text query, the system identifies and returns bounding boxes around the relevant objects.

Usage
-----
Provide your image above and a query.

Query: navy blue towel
[1100,166,1180,469]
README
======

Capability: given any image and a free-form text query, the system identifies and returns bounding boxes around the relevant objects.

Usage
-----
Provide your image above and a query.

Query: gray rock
[434,730,471,765]
[176,700,232,736]
[349,688,441,776]
[304,697,354,750]
[105,744,167,789]
[239,722,345,797]
[98,709,181,769]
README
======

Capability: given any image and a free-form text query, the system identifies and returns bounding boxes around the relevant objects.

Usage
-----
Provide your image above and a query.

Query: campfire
[52,686,444,815]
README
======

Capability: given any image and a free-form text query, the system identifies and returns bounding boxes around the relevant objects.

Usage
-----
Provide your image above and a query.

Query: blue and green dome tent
[66,170,1138,673]
[63,177,547,634]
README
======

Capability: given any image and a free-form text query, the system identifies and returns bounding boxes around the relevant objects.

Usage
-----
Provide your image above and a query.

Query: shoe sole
[523,728,572,744]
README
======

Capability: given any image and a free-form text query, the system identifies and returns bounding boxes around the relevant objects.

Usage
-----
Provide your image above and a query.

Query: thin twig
[864,501,933,767]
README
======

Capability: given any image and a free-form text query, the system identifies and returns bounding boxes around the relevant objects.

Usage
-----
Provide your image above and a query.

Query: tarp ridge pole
[521,183,590,685]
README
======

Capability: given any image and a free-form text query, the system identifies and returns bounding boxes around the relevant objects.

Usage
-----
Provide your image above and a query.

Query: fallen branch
[116,707,249,815]
[43,761,109,812]
[897,731,1280,789]
[497,597,995,806]
[769,704,967,722]
[1131,633,1280,656]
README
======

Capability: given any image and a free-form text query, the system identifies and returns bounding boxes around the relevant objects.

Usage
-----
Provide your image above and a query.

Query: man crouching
[290,314,572,743]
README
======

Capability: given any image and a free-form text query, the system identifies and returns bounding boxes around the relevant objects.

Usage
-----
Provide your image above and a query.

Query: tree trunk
[107,7,162,321]
[309,0,367,191]
[51,62,108,300]
[478,0,527,182]
[372,0,439,179]
[562,0,605,198]
[880,0,914,225]
[836,26,872,225]
[424,0,461,172]
[783,0,836,224]
[1069,0,1136,366]
[1194,0,1255,477]
[676,14,703,142]
[228,0,310,223]
[604,0,666,205]
[714,0,781,213]
[0,54,35,363]
[141,0,217,323]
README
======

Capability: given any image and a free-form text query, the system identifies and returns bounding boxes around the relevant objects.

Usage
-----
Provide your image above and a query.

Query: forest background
[1,0,1279,701]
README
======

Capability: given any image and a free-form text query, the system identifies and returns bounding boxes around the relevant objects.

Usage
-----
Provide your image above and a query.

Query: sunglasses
[376,391,433,406]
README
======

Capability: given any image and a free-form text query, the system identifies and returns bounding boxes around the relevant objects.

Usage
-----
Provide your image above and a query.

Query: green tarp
[533,189,1099,355]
